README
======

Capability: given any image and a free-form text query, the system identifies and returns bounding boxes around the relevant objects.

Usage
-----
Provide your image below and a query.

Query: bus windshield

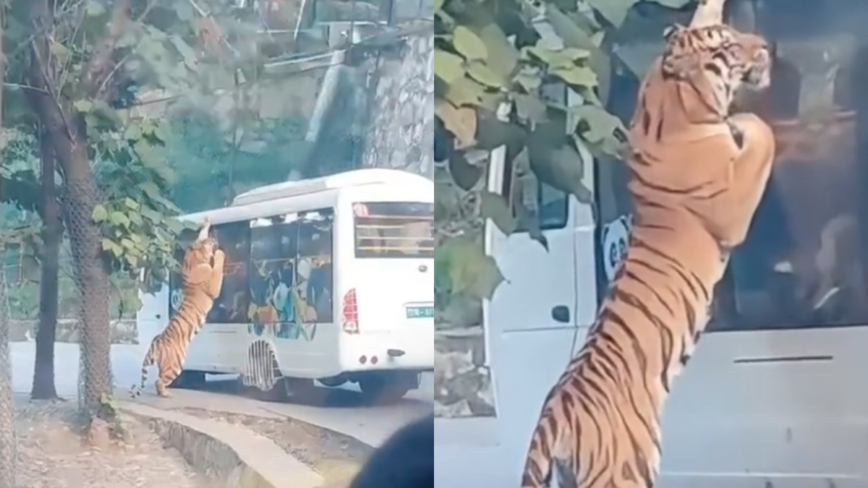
[353,201,434,258]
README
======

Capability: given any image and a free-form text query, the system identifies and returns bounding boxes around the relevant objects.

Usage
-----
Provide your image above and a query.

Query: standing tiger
[520,18,776,488]
[130,218,225,398]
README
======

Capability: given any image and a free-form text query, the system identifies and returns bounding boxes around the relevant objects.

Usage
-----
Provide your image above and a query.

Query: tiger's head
[660,23,771,104]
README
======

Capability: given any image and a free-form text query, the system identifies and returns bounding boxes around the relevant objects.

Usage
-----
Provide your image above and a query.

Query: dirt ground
[13,399,209,488]
[177,407,374,488]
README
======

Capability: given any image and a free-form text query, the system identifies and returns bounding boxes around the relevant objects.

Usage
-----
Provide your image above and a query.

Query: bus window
[501,161,569,233]
[353,202,434,258]
[208,221,251,324]
[298,209,334,323]
[708,103,868,331]
[249,215,299,332]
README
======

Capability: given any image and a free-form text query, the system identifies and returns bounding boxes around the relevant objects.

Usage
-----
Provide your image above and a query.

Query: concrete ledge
[118,401,324,488]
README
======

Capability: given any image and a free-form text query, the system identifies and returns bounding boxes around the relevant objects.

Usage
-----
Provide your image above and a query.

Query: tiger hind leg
[155,364,181,398]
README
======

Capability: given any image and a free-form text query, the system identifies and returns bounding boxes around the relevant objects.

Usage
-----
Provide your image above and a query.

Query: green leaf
[453,26,488,61]
[140,207,163,223]
[166,218,185,234]
[513,94,548,124]
[513,69,543,92]
[586,0,638,29]
[480,191,517,235]
[49,40,70,61]
[444,76,502,111]
[550,65,598,88]
[85,0,107,16]
[170,35,198,70]
[441,237,506,301]
[101,238,123,257]
[153,121,171,142]
[545,5,603,51]
[571,105,627,155]
[434,50,466,84]
[434,0,445,11]
[91,204,108,222]
[140,181,163,200]
[74,100,94,113]
[126,254,139,267]
[124,198,140,210]
[109,212,131,227]
[436,101,477,146]
[125,124,143,141]
[465,61,505,88]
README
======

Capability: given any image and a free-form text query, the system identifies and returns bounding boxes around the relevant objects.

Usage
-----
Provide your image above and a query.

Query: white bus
[137,168,434,402]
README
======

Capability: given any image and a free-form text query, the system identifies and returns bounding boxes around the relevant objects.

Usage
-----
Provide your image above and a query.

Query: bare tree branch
[82,0,131,98]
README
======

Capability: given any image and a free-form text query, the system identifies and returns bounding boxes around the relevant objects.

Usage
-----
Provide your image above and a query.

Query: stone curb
[118,401,324,488]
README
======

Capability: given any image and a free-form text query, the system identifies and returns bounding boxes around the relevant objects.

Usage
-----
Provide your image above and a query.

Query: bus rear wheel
[359,375,411,404]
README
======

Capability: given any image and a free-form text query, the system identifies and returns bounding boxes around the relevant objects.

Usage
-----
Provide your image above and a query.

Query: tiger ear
[661,24,699,78]
[662,23,686,42]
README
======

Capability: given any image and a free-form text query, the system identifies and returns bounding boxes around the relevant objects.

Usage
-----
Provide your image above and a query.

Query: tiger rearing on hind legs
[519,1,777,487]
[130,218,225,398]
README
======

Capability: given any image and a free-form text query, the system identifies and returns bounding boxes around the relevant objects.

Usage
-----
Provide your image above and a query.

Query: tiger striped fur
[519,22,776,488]
[130,218,225,398]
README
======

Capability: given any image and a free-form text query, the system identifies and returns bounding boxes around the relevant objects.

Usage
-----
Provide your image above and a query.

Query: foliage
[166,107,310,212]
[433,0,694,321]
[88,111,198,293]
[1,0,293,299]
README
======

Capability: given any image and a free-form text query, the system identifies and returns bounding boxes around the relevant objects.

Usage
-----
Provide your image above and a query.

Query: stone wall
[9,319,137,344]
[358,22,434,178]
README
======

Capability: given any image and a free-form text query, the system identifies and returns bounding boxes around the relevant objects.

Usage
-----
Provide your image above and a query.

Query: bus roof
[230,168,430,207]
[179,168,432,225]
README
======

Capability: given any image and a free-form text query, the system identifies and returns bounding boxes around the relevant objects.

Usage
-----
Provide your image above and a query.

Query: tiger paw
[213,249,225,269]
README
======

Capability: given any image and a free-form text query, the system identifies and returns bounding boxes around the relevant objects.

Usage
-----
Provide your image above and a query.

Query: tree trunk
[31,126,61,400]
[27,0,112,415]
[0,5,15,487]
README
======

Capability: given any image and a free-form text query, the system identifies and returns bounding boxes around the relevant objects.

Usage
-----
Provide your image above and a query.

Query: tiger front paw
[213,249,225,269]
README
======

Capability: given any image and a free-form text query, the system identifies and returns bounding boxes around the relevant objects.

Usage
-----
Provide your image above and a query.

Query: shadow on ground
[186,378,430,410]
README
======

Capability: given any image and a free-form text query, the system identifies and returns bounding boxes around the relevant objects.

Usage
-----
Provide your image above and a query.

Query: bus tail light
[342,288,359,334]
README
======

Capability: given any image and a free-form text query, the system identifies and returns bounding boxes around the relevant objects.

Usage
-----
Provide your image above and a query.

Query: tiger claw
[197,217,212,241]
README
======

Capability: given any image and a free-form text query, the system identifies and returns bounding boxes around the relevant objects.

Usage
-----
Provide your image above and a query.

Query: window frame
[500,159,570,233]
[352,201,434,259]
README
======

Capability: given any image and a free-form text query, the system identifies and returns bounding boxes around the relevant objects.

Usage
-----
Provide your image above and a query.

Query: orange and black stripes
[520,21,775,488]
[130,223,225,398]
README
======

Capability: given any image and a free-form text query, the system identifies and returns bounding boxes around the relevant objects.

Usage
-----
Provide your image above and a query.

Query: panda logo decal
[601,215,632,282]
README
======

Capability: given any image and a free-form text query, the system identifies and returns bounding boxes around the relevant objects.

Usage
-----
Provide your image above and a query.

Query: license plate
[406,305,434,319]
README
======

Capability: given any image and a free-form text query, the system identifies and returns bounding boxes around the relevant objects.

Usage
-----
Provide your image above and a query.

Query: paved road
[9,342,433,447]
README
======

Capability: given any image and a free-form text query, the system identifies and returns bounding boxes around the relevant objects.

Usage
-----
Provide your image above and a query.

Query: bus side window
[249,215,299,326]
[501,163,569,232]
[207,221,251,324]
[297,209,334,323]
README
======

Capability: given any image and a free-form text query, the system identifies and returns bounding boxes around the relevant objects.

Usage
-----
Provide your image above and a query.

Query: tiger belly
[520,227,723,488]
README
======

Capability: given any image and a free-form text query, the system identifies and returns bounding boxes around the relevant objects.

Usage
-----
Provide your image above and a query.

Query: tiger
[130,218,225,398]
[519,22,776,488]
